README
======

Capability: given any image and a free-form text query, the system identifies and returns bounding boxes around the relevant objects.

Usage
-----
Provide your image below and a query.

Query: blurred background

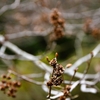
[0,0,100,100]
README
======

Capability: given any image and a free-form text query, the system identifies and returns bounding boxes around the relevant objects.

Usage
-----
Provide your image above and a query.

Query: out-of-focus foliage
[0,0,100,100]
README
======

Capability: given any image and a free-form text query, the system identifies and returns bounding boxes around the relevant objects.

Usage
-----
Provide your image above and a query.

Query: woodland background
[0,0,100,100]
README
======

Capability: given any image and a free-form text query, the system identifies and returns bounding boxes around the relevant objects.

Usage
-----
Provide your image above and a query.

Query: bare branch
[8,70,43,85]
[3,41,52,73]
[0,0,20,15]
[65,44,100,78]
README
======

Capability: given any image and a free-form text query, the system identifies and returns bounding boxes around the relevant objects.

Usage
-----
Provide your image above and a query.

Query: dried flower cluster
[84,19,92,34]
[58,68,78,100]
[59,85,71,100]
[0,74,21,98]
[84,19,100,39]
[92,28,100,39]
[49,8,65,41]
[46,53,64,98]
[47,53,64,86]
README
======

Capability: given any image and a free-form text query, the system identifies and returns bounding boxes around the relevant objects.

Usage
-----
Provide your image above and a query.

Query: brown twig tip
[74,68,78,72]
[47,81,52,86]
[66,63,72,68]
[46,56,50,62]
[66,85,71,91]
[70,68,78,85]
[90,51,93,58]
[55,52,58,58]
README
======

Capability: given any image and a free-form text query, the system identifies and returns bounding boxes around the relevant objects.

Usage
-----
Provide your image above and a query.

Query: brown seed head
[7,81,12,86]
[2,80,6,83]
[12,94,16,98]
[9,88,14,93]
[64,90,69,97]
[16,81,21,87]
[1,74,7,79]
[59,96,66,100]
[49,58,57,67]
[66,85,71,91]
[7,91,11,96]
[7,76,11,80]
[66,63,72,68]
[12,81,18,87]
[0,85,5,91]
[58,18,64,25]
[47,81,52,86]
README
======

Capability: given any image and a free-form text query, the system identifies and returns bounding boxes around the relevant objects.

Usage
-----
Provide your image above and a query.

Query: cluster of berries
[59,85,71,100]
[49,8,65,41]
[84,19,100,39]
[47,53,64,87]
[0,74,21,98]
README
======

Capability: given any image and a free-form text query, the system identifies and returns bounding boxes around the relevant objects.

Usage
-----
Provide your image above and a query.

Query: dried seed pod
[49,58,57,67]
[2,80,6,83]
[64,90,69,97]
[66,85,71,91]
[12,81,18,87]
[50,18,58,25]
[9,88,14,93]
[55,52,58,58]
[58,64,64,71]
[7,81,12,86]
[47,53,64,98]
[59,96,66,100]
[16,81,21,87]
[49,8,65,42]
[3,83,8,89]
[51,13,58,20]
[83,18,92,34]
[47,81,52,86]
[92,28,100,39]
[7,91,11,96]
[1,74,7,79]
[0,85,5,91]
[7,76,11,80]
[12,94,16,98]
[66,63,72,68]
[58,18,64,25]
[0,73,21,98]
[13,88,17,92]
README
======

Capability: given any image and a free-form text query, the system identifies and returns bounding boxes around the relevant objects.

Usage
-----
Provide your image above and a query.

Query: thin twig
[8,69,44,85]
[70,68,78,85]
[81,52,93,80]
